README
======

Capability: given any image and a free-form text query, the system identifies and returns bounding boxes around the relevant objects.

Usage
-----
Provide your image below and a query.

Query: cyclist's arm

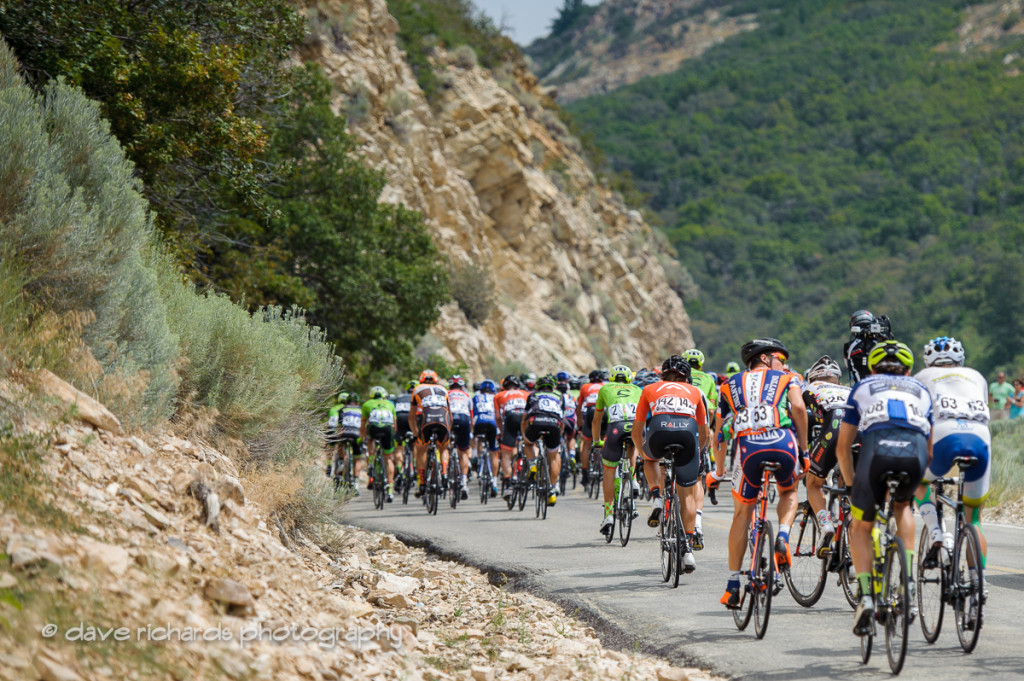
[591,407,603,441]
[631,392,648,454]
[408,399,418,437]
[787,383,809,452]
[836,422,857,487]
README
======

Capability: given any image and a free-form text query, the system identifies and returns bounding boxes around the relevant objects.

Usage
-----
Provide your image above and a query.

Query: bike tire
[539,457,549,520]
[733,577,754,631]
[372,457,385,510]
[884,536,909,674]
[917,524,945,644]
[786,502,827,607]
[619,478,633,547]
[449,457,459,510]
[426,454,439,515]
[837,517,859,610]
[670,498,682,588]
[753,519,775,639]
[660,500,673,583]
[517,460,529,512]
[953,523,984,653]
[860,628,873,665]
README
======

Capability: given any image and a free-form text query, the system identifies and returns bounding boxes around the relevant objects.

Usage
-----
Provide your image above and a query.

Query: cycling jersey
[338,405,363,438]
[448,388,473,421]
[594,383,642,426]
[361,398,396,429]
[412,384,451,444]
[915,366,991,504]
[842,375,933,436]
[471,392,497,426]
[494,388,529,450]
[803,380,853,479]
[635,381,707,485]
[393,393,413,440]
[577,382,603,413]
[523,390,563,450]
[690,369,719,417]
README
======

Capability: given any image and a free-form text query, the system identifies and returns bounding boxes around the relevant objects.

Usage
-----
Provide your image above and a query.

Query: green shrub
[449,263,496,327]
[989,418,1024,506]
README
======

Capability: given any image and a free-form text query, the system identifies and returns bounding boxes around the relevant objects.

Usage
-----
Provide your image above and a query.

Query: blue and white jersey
[915,366,990,444]
[472,392,496,426]
[843,374,933,436]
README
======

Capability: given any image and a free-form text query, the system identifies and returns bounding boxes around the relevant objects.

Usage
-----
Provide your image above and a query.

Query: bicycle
[586,442,603,500]
[855,470,912,675]
[607,444,638,546]
[369,435,387,510]
[506,435,530,512]
[633,457,649,500]
[397,437,414,505]
[478,449,493,505]
[448,443,461,510]
[916,455,985,653]
[422,432,442,516]
[731,461,779,640]
[558,441,575,495]
[332,438,358,496]
[534,447,552,520]
[658,445,693,588]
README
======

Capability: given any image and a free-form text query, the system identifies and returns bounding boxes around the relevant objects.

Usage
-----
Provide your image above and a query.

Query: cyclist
[843,309,894,383]
[335,392,365,493]
[472,379,500,497]
[495,375,530,499]
[361,386,397,502]
[725,361,741,378]
[520,372,538,391]
[593,365,643,535]
[836,340,932,634]
[522,374,566,506]
[410,370,452,498]
[633,356,711,570]
[448,376,474,500]
[801,355,853,551]
[914,337,990,578]
[577,370,606,486]
[707,338,808,609]
[556,373,579,472]
[394,380,416,446]
[683,348,718,550]
[325,392,346,476]
[569,375,582,402]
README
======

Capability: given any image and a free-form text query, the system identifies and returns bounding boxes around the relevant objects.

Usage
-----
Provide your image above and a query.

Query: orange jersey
[635,381,707,429]
[411,383,450,423]
[493,389,529,422]
[576,382,603,411]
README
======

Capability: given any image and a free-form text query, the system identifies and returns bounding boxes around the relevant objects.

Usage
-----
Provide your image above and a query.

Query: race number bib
[506,397,527,412]
[450,397,471,416]
[606,402,638,422]
[421,394,447,409]
[732,404,777,435]
[935,395,989,424]
[651,395,697,418]
[369,408,394,425]
[327,415,339,428]
[537,395,562,415]
[341,413,362,429]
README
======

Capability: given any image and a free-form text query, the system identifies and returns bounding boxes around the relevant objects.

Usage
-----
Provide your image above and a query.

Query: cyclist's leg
[953,430,991,564]
[600,427,625,510]
[849,431,888,604]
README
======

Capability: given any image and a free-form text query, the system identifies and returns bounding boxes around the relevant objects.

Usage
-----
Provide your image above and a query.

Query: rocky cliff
[299,0,693,375]
[526,0,758,104]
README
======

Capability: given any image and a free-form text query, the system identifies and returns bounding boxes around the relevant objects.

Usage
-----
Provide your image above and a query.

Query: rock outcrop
[302,0,693,374]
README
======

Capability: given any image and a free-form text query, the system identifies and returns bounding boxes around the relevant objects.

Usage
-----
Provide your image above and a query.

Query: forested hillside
[567,0,1024,373]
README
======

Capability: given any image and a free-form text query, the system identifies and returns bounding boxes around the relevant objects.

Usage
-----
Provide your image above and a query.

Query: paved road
[344,478,1024,680]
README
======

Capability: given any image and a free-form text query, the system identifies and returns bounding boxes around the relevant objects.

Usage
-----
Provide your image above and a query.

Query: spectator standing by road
[1009,379,1024,420]
[989,371,1014,420]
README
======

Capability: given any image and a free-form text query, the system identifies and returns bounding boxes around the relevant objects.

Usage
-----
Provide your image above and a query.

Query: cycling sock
[603,502,613,515]
[728,572,740,586]
[650,487,661,500]
[816,509,830,526]
[418,468,425,485]
[857,572,872,598]
[905,548,915,572]
[778,525,790,545]
[695,510,703,533]
[918,501,939,538]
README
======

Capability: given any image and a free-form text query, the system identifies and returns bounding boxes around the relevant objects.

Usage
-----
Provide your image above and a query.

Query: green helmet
[405,380,417,392]
[725,361,741,375]
[683,349,705,370]
[535,374,557,391]
[347,392,360,404]
[609,364,633,384]
[336,391,349,404]
[867,340,914,373]
[370,385,387,399]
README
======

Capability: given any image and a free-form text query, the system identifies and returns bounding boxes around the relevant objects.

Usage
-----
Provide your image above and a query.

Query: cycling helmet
[369,385,387,399]
[419,369,439,384]
[347,392,360,404]
[556,379,569,393]
[556,370,570,382]
[448,375,467,390]
[520,372,537,389]
[404,380,417,392]
[740,338,789,368]
[922,336,965,367]
[725,361,741,375]
[661,355,692,382]
[336,391,349,404]
[536,374,557,391]
[805,355,842,382]
[569,377,582,390]
[472,381,482,392]
[850,309,876,335]
[609,364,633,383]
[502,374,521,390]
[588,370,602,382]
[867,340,914,373]
[682,349,705,369]
[480,379,497,393]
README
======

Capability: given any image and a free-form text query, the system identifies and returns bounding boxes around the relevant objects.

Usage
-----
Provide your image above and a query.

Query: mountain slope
[301,0,693,374]
[526,0,758,103]
[566,0,1024,372]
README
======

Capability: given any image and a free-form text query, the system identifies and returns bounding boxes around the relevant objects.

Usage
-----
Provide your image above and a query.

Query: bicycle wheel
[660,500,674,583]
[372,456,385,510]
[505,478,517,510]
[860,628,873,664]
[882,536,909,674]
[917,524,945,644]
[426,455,439,515]
[837,518,859,609]
[753,519,775,639]
[558,445,569,496]
[449,457,460,510]
[786,502,827,607]
[517,459,529,512]
[619,475,633,547]
[539,457,549,520]
[669,498,682,588]
[733,572,754,631]
[953,523,984,653]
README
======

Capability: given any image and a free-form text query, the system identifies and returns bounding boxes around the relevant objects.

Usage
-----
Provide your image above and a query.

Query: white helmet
[805,355,842,381]
[922,336,964,367]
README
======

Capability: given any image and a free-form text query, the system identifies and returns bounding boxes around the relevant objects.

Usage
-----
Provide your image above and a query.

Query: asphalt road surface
[344,475,1024,680]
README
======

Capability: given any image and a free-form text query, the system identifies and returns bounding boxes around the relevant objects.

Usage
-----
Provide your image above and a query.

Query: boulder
[33,369,121,434]
[204,577,256,615]
[79,539,130,576]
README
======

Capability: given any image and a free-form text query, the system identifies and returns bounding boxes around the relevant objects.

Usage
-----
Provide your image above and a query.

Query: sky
[471,0,564,46]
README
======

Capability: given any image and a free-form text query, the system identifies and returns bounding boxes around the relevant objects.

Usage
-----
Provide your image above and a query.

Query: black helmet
[661,355,692,382]
[472,381,482,392]
[502,374,521,390]
[536,374,557,391]
[569,377,582,389]
[850,309,876,335]
[588,370,602,382]
[740,338,789,368]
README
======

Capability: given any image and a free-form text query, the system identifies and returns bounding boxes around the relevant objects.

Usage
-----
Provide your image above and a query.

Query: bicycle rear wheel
[786,502,826,607]
[539,457,550,520]
[953,523,984,653]
[883,536,909,674]
[917,524,945,644]
[860,628,873,664]
[372,456,385,510]
[449,456,460,510]
[618,475,633,547]
[669,498,682,588]
[425,458,439,515]
[753,519,775,639]
[517,460,529,512]
[733,578,754,631]
[660,500,674,583]
[837,517,859,609]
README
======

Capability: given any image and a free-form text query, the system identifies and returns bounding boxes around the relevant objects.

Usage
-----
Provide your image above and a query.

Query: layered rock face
[527,0,758,104]
[301,0,692,375]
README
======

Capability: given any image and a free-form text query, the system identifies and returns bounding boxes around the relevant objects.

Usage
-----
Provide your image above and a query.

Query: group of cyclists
[324,309,992,665]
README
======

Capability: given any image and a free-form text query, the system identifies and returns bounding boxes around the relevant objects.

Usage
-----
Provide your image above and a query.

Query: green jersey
[361,398,396,429]
[594,383,643,424]
[690,369,719,412]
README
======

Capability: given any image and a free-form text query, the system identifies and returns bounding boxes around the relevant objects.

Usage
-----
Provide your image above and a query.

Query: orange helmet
[419,369,439,384]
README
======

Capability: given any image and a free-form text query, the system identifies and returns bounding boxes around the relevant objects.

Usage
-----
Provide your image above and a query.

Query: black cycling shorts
[395,413,412,441]
[451,416,472,451]
[338,433,363,457]
[850,427,927,523]
[641,414,700,487]
[366,424,395,454]
[500,411,524,450]
[808,408,846,479]
[581,407,596,439]
[417,419,450,446]
[601,421,633,464]
[524,415,562,451]
[473,421,498,452]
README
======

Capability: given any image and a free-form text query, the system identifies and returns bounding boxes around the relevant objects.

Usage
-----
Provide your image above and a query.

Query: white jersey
[844,374,933,436]
[914,366,991,444]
